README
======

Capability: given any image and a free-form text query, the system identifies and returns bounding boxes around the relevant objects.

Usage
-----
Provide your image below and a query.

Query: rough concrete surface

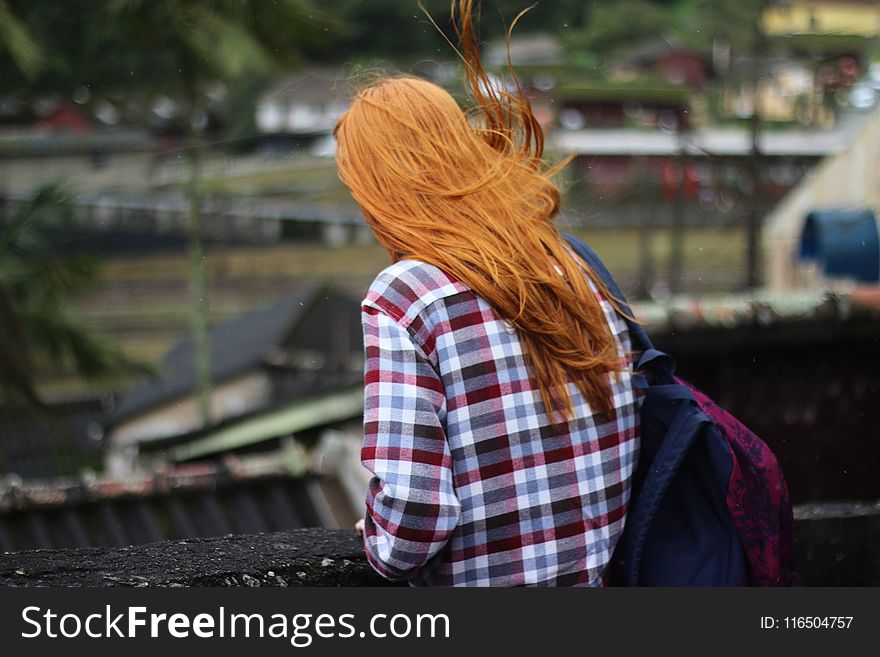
[0,528,392,587]
[2,512,878,586]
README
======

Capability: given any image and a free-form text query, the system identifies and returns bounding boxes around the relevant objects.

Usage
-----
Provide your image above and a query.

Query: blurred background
[0,1,878,583]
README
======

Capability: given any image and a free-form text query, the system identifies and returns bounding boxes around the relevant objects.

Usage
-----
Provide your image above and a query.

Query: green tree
[321,1,592,63]
[0,184,149,411]
[102,0,326,426]
[563,0,674,60]
[691,0,768,51]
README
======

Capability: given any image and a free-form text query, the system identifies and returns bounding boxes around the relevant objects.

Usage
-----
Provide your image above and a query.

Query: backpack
[563,233,798,587]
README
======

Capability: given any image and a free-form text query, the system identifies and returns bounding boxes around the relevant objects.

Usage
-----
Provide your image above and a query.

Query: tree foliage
[0,0,329,102]
[0,0,44,79]
[103,0,326,93]
[0,185,151,411]
[0,1,767,96]
[561,1,675,60]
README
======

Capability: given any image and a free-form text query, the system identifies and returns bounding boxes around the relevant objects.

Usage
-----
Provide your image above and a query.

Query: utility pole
[669,129,687,295]
[745,13,767,289]
[185,91,212,428]
[636,161,655,299]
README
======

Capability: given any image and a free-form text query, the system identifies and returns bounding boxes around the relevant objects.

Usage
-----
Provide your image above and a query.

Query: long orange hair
[334,0,626,421]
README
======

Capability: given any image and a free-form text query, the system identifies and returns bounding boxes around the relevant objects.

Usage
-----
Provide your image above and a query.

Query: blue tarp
[800,210,880,283]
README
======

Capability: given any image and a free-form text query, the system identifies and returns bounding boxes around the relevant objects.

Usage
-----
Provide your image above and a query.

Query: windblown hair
[334,0,627,421]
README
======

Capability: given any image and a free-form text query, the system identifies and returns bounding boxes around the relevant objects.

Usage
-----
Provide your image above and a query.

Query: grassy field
[93,224,747,286]
[569,225,747,279]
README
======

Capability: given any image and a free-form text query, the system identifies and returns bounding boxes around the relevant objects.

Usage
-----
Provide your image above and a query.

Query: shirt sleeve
[360,305,461,582]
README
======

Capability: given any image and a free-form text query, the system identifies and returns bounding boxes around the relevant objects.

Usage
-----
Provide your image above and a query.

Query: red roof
[39,105,92,134]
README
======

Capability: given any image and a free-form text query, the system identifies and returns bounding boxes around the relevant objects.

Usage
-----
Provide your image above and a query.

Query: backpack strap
[561,233,654,356]
[561,233,675,381]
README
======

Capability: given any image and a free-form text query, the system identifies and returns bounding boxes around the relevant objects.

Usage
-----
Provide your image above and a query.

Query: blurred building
[0,130,157,196]
[612,38,712,88]
[486,33,563,67]
[0,92,163,196]
[0,287,376,550]
[763,0,880,39]
[723,0,880,128]
[105,286,364,477]
[554,124,846,203]
[255,68,353,156]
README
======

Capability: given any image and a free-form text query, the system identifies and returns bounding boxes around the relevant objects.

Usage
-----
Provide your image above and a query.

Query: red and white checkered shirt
[360,253,640,586]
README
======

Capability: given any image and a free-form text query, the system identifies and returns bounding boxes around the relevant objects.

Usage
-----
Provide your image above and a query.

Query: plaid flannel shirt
[360,253,640,586]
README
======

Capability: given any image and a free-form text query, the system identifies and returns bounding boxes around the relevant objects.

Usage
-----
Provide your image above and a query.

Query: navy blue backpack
[564,234,749,586]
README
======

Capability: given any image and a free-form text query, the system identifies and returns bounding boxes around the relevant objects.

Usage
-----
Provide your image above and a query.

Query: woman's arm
[360,305,461,582]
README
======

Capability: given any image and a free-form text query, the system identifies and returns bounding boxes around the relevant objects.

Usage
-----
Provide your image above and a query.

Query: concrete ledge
[794,501,880,586]
[0,528,392,587]
[1,506,878,586]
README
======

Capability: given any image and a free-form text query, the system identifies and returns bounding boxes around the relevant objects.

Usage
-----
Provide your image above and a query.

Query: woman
[334,1,640,586]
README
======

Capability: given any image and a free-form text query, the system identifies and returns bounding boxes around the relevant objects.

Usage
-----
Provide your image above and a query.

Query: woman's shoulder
[362,259,471,329]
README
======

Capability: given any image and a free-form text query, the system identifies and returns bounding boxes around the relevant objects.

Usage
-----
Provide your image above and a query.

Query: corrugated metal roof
[0,453,349,553]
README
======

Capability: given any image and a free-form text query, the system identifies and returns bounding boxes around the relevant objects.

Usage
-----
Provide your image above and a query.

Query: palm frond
[0,183,154,412]
[183,6,277,79]
[0,0,44,78]
[0,286,42,412]
[18,303,154,381]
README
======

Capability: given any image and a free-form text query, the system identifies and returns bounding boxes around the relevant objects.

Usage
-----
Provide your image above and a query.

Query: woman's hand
[354,519,365,536]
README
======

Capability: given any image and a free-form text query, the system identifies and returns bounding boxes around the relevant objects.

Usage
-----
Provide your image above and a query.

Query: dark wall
[660,324,880,505]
